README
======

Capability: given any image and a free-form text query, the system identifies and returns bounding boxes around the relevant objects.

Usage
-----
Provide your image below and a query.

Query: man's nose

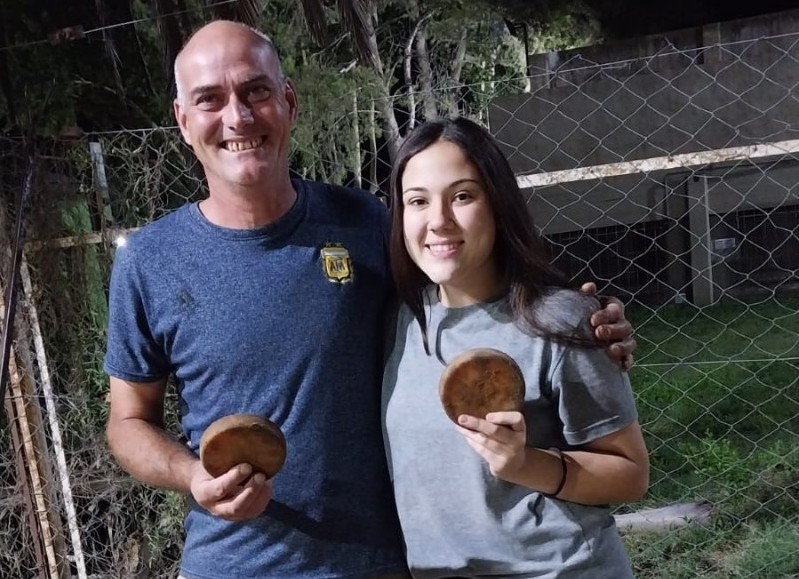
[224,95,254,128]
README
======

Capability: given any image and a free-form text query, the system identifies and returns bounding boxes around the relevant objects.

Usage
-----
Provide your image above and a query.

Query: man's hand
[190,462,272,521]
[455,412,527,481]
[580,282,636,370]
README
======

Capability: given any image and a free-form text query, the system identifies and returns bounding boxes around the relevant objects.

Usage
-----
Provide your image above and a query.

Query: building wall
[489,9,799,304]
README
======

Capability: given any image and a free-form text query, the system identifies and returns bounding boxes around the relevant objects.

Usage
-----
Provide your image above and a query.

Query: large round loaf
[199,414,287,478]
[439,348,525,423]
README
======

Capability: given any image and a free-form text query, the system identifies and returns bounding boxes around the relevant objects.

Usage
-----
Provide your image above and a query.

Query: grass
[623,297,799,577]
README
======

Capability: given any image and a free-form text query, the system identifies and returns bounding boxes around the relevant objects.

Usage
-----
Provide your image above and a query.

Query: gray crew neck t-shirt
[382,288,637,579]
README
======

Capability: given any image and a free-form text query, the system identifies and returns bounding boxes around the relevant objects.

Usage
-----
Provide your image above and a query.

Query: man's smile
[222,136,266,152]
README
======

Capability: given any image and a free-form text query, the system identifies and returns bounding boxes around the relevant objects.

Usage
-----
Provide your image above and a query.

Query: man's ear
[174,99,192,145]
[285,78,299,125]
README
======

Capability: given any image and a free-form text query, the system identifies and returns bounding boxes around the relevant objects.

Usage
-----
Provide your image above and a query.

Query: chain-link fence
[1,26,798,579]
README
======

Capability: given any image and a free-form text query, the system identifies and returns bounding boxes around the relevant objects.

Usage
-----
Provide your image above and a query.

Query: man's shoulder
[127,204,192,244]
[301,179,387,215]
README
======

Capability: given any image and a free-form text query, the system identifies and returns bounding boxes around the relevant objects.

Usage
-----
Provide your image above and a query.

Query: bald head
[174,20,284,104]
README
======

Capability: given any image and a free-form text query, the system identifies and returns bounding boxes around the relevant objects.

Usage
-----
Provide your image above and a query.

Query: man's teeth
[225,137,264,151]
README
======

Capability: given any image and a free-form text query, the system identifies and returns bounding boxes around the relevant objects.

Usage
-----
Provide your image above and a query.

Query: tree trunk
[368,102,378,193]
[406,0,436,121]
[351,91,362,189]
[448,28,469,117]
[414,32,436,120]
[360,2,401,162]
[403,25,418,130]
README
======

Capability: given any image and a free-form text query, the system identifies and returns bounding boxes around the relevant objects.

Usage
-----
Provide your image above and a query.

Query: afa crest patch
[321,244,353,283]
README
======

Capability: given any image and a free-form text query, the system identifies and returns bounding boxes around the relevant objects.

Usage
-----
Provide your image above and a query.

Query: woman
[382,117,649,579]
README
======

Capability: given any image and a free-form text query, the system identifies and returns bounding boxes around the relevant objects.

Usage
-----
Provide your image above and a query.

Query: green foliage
[732,521,799,578]
[626,519,799,578]
[679,434,754,490]
[290,62,384,184]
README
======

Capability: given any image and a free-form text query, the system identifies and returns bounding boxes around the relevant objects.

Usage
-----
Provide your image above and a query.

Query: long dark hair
[389,117,595,351]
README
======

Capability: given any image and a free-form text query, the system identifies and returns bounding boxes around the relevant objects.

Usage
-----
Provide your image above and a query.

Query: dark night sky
[587,0,799,38]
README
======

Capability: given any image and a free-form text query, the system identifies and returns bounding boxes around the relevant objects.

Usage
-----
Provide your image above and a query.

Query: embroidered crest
[321,244,353,283]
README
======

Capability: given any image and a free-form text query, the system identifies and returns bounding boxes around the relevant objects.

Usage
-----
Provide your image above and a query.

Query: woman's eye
[405,197,427,207]
[453,191,473,202]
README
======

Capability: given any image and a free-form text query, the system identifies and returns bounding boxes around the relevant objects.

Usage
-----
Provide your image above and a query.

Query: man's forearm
[107,417,198,494]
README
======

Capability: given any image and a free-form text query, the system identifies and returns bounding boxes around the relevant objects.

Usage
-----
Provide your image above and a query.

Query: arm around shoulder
[580,282,636,370]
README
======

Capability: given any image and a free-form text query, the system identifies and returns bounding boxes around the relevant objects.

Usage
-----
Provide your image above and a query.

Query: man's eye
[196,95,219,106]
[248,86,271,101]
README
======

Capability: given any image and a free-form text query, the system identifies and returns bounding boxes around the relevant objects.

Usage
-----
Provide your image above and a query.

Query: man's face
[173,31,298,194]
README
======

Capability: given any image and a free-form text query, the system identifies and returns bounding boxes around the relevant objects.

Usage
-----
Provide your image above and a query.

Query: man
[104,20,636,579]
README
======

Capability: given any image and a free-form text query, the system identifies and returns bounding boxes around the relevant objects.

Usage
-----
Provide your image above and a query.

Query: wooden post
[1,184,70,578]
[0,293,70,578]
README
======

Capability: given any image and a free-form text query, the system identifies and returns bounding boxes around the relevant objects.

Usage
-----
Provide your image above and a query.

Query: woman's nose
[428,200,453,230]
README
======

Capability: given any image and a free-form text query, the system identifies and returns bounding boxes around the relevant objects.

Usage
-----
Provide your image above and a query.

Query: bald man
[104,20,635,579]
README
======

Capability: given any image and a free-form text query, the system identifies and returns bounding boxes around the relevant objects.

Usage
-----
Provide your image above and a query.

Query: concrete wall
[489,9,799,304]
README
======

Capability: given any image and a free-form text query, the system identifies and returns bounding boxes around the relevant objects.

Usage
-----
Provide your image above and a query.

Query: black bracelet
[541,447,568,498]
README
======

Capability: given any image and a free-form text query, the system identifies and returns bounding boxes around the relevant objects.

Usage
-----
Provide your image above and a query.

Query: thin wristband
[541,447,568,498]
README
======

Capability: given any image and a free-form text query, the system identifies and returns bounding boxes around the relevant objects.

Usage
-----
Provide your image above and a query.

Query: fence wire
[1,30,798,579]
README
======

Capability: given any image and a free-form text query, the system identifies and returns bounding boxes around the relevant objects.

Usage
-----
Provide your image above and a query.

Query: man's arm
[106,376,196,491]
[580,282,636,370]
[106,376,272,521]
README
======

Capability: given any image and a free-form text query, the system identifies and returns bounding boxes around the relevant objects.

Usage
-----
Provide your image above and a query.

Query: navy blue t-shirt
[104,179,405,578]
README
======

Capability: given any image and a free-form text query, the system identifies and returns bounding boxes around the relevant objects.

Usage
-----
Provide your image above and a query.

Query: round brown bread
[439,348,525,423]
[199,414,287,478]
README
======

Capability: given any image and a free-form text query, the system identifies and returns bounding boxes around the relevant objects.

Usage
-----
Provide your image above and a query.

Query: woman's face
[400,139,502,307]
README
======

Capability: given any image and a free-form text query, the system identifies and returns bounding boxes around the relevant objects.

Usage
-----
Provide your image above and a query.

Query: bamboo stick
[20,257,88,578]
[6,350,62,578]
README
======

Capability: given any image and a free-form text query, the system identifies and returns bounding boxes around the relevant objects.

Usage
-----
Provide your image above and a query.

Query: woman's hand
[455,411,527,481]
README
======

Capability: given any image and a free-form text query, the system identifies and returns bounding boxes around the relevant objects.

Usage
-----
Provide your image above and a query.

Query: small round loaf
[439,348,525,423]
[199,414,287,478]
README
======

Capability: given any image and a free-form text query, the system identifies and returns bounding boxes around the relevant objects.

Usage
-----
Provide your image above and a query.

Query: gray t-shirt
[382,288,637,579]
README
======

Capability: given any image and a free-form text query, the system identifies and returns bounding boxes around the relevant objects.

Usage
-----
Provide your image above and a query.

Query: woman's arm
[456,414,649,505]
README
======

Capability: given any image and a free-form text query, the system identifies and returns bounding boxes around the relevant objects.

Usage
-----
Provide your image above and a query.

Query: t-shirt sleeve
[550,343,638,446]
[103,242,171,382]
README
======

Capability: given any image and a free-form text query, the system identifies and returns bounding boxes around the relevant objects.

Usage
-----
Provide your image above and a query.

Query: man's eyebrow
[188,84,220,98]
[188,75,273,99]
[240,74,272,86]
